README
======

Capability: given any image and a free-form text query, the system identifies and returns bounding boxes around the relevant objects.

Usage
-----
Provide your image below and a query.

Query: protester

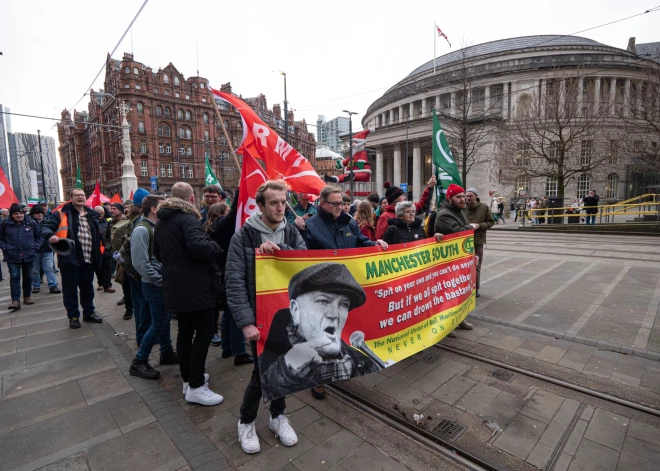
[465,188,495,298]
[94,206,115,293]
[200,184,225,224]
[434,184,478,337]
[227,180,306,454]
[497,198,506,224]
[129,194,179,379]
[123,199,133,216]
[28,205,61,294]
[0,203,42,310]
[354,200,377,241]
[376,177,436,240]
[366,193,380,210]
[289,192,317,229]
[43,189,104,328]
[109,202,133,320]
[155,182,223,405]
[582,190,600,225]
[39,199,51,217]
[0,208,8,221]
[297,185,387,400]
[382,201,429,245]
[341,193,352,215]
[375,196,387,218]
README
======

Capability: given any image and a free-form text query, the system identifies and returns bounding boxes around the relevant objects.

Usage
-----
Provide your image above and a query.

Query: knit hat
[446,184,466,200]
[133,188,150,207]
[111,202,125,213]
[29,205,45,216]
[9,203,22,216]
[384,181,403,205]
[466,188,478,196]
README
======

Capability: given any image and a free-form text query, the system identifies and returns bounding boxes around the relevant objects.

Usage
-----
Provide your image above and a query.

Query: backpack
[115,219,153,281]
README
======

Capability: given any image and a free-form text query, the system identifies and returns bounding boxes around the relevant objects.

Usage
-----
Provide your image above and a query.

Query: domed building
[362,35,659,203]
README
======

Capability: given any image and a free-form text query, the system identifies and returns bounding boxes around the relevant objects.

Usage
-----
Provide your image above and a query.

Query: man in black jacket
[154,182,223,406]
[582,190,600,225]
[43,188,104,329]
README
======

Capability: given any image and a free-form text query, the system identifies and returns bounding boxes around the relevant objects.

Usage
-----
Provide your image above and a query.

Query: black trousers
[176,308,215,388]
[239,342,286,424]
[122,272,133,311]
[95,256,113,288]
[60,262,95,319]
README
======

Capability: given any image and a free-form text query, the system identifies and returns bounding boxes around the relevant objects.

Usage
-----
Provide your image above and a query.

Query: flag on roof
[436,26,451,47]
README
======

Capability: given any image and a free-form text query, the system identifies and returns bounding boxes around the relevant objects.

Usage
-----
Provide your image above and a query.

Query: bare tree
[497,71,611,199]
[438,44,503,187]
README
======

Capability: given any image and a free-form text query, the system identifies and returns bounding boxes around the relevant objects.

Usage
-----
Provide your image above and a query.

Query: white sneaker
[182,373,209,395]
[185,383,223,406]
[238,420,260,454]
[269,415,298,447]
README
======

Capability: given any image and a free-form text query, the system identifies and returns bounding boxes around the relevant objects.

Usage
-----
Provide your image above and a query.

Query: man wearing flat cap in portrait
[259,262,382,400]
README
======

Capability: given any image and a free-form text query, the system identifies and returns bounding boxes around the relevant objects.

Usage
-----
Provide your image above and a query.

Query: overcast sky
[1,0,657,149]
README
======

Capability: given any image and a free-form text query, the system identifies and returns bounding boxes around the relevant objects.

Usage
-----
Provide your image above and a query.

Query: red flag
[0,168,19,208]
[110,193,122,204]
[235,152,268,232]
[129,190,134,200]
[212,88,325,195]
[89,181,102,208]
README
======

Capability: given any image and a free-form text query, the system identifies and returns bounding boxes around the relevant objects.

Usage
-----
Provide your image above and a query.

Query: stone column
[559,79,566,115]
[409,102,414,121]
[450,92,456,117]
[484,86,490,116]
[393,108,398,124]
[609,77,617,116]
[412,141,422,201]
[593,77,601,115]
[393,145,402,186]
[540,79,546,118]
[119,102,137,199]
[375,146,383,193]
[435,95,441,112]
[399,105,404,123]
[623,79,631,117]
[502,84,509,120]
[576,77,584,116]
[421,98,428,118]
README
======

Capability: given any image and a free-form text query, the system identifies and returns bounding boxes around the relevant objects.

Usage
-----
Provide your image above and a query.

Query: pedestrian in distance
[42,188,105,329]
[129,194,179,380]
[28,205,61,294]
[582,190,600,225]
[93,206,115,293]
[154,182,223,406]
[498,198,506,224]
[465,188,495,298]
[226,180,306,454]
[0,203,43,310]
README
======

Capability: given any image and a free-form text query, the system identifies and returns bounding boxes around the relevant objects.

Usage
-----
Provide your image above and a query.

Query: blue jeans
[129,277,151,346]
[221,305,246,356]
[8,261,33,302]
[32,252,58,288]
[135,282,172,360]
[585,214,596,225]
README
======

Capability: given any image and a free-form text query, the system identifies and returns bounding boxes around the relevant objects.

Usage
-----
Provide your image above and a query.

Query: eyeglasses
[403,210,415,215]
[204,194,219,199]
[323,201,343,208]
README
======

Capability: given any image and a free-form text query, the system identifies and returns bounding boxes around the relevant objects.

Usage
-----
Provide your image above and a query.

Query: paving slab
[34,452,90,471]
[568,438,619,471]
[616,436,660,471]
[292,429,364,471]
[583,408,629,452]
[300,417,344,445]
[493,414,547,460]
[77,368,133,405]
[430,375,477,405]
[520,389,565,424]
[338,442,390,470]
[479,390,526,428]
[454,382,501,415]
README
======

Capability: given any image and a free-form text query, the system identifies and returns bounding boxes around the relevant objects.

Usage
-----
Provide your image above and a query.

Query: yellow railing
[513,198,660,224]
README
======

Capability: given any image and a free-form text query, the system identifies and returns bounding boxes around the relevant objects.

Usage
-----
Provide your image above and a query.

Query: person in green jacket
[465,188,495,298]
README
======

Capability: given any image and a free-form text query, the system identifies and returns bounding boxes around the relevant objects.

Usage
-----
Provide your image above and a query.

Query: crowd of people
[510,190,600,225]
[1,179,493,455]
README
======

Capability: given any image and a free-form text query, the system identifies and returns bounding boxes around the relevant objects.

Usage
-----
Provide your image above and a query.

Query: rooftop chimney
[273,104,281,119]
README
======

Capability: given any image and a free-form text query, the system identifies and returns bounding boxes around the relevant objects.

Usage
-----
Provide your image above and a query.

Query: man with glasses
[297,185,388,400]
[201,184,226,224]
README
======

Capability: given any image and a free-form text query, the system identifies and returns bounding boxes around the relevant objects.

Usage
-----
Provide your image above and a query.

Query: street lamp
[342,110,358,198]
[274,71,288,143]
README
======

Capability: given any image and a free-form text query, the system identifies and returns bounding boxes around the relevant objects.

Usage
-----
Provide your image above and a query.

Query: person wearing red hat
[433,183,479,336]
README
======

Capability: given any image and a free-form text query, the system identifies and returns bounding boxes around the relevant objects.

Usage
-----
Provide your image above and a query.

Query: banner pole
[211,95,242,175]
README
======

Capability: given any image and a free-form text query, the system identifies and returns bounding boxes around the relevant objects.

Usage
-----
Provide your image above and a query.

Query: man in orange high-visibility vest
[42,188,105,329]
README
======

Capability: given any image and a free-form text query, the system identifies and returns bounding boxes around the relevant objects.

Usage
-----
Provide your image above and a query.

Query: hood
[244,212,287,235]
[157,197,201,221]
[387,217,422,228]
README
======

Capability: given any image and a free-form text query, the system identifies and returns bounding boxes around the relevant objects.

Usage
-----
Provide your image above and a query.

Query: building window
[164,90,170,96]
[159,142,164,153]
[179,126,192,139]
[164,74,169,84]
[141,161,148,176]
[124,84,130,89]
[188,166,193,178]
[577,174,590,199]
[181,164,186,178]
[178,109,184,119]
[133,67,139,75]
[200,82,206,89]
[156,105,162,116]
[135,84,141,90]
[580,140,593,166]
[179,145,185,156]
[219,136,226,146]
[608,141,618,164]
[549,141,559,161]
[606,174,619,199]
[545,177,558,196]
[185,111,191,120]
[186,94,190,100]
[204,130,210,141]
[140,141,147,154]
[165,143,172,154]
[187,146,192,156]
[516,178,530,196]
[167,163,173,177]
[125,66,130,74]
[202,98,207,103]
[158,124,171,137]
[160,163,165,177]
[154,88,159,94]
[516,143,530,167]
[203,113,209,123]
[136,102,144,113]
[138,121,145,134]
[174,76,180,86]
[164,107,171,117]
[175,92,180,98]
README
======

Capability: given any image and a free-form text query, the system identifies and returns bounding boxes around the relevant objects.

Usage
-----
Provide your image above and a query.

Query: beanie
[384,181,403,205]
[466,188,478,196]
[446,183,466,200]
[29,205,45,216]
[133,188,150,207]
[9,203,22,216]
[111,202,125,213]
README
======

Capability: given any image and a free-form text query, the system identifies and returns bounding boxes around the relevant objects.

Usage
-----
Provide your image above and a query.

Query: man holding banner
[227,180,307,455]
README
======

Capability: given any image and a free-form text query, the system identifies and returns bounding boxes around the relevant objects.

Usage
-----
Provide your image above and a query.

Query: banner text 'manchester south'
[365,243,460,280]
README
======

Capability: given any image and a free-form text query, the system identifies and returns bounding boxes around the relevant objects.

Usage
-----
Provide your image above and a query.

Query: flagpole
[211,96,242,175]
[433,22,436,75]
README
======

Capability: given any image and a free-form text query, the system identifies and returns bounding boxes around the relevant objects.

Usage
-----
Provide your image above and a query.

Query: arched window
[204,130,210,141]
[155,105,162,117]
[124,67,130,74]
[577,174,591,199]
[203,113,209,123]
[177,109,184,119]
[174,76,180,86]
[136,102,144,114]
[158,123,171,137]
[606,173,619,199]
[517,94,531,118]
[140,141,147,154]
[133,67,139,75]
[163,74,169,84]
[164,107,171,118]
[545,177,558,196]
[179,126,192,140]
[200,82,206,89]
[185,111,191,120]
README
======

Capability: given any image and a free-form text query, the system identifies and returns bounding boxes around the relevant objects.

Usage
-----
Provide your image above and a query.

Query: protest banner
[254,230,477,401]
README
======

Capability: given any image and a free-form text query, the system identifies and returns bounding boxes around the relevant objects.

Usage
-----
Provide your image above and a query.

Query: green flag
[432,109,462,208]
[75,165,83,189]
[204,156,222,189]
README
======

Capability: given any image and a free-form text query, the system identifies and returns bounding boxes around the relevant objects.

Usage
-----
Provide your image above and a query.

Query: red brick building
[58,53,316,201]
